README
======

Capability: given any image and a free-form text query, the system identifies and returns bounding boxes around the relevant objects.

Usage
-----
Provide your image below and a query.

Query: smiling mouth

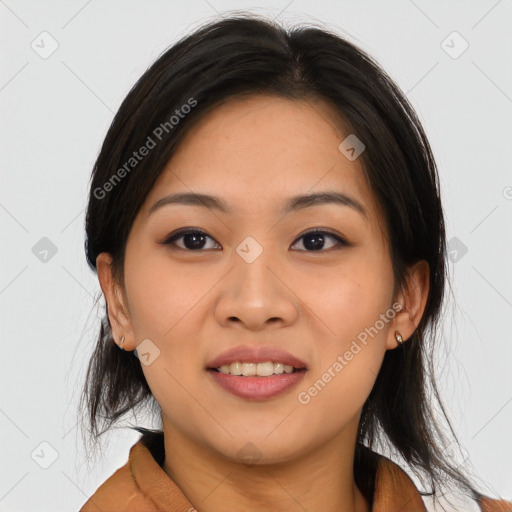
[206,364,308,400]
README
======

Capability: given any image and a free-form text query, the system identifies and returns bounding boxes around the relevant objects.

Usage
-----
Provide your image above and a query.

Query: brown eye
[291,230,348,252]
[162,229,220,251]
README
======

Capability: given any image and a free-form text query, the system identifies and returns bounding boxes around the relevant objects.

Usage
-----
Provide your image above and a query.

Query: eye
[162,228,220,251]
[290,229,348,252]
[161,228,348,252]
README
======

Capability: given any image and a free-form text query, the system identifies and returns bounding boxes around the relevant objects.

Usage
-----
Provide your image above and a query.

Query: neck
[162,416,370,512]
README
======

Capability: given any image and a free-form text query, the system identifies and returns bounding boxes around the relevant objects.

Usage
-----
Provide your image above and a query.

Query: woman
[78,14,511,512]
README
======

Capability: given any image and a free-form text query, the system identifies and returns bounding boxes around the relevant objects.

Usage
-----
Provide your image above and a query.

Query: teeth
[216,362,299,376]
[241,363,256,376]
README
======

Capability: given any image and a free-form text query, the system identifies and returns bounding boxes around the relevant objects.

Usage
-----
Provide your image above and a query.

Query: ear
[96,252,135,351]
[386,260,430,350]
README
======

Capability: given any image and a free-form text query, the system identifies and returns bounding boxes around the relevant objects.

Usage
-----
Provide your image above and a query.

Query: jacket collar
[130,430,427,511]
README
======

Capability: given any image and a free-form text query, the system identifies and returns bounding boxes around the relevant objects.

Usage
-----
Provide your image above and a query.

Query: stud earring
[118,335,125,351]
[395,331,404,345]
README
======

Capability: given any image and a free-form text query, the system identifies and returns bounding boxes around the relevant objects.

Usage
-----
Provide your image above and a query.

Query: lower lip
[207,369,307,400]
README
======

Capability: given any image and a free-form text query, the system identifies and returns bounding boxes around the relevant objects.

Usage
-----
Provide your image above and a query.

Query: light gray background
[1,1,511,510]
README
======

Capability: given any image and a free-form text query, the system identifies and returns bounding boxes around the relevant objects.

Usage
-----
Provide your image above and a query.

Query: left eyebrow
[148,190,368,221]
[283,191,367,220]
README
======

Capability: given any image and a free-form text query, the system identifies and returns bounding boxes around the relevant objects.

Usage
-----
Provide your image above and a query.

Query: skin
[97,94,429,512]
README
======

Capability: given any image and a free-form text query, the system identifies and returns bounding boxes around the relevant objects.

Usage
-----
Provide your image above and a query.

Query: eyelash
[161,228,348,252]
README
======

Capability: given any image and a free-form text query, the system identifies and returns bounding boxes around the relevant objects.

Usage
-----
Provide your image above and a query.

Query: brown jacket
[80,431,511,512]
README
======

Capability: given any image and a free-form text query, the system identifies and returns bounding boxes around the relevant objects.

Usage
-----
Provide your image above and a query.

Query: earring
[118,335,125,351]
[395,331,404,345]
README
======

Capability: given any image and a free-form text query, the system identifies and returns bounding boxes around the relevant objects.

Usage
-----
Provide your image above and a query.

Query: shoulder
[368,448,512,512]
[79,429,192,512]
[421,493,512,512]
[79,439,162,512]
[477,496,512,512]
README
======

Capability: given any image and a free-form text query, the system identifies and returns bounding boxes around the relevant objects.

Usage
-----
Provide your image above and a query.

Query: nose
[213,246,299,331]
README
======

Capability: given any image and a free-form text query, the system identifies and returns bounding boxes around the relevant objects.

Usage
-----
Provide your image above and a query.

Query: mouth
[205,345,308,400]
[206,363,308,400]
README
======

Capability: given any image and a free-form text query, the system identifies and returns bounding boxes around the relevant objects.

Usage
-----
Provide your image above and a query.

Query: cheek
[123,245,211,395]
[123,244,205,341]
[297,269,391,433]
[124,249,204,427]
[295,250,393,414]
[302,251,395,347]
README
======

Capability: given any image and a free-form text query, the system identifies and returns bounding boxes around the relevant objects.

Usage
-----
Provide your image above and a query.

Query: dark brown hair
[79,13,487,508]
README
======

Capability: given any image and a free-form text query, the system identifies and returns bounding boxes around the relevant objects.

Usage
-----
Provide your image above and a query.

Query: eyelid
[161,227,349,251]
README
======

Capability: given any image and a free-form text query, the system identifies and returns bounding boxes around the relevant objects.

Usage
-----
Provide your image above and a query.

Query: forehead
[142,94,383,233]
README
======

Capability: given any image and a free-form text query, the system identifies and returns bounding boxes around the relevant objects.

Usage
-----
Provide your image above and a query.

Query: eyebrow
[148,190,367,219]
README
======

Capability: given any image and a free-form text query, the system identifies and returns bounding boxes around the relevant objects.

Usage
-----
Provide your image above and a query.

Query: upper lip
[206,345,308,370]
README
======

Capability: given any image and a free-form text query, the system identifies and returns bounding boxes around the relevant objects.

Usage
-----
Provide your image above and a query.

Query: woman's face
[101,94,414,464]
